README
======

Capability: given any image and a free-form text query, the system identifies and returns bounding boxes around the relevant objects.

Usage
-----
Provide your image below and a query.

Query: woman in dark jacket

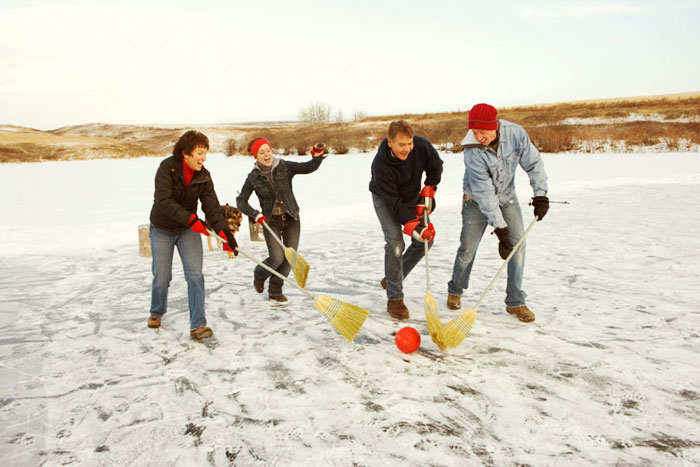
[236,137,326,301]
[149,130,237,340]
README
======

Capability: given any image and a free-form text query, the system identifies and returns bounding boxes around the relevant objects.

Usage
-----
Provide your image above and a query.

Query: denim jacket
[236,156,323,221]
[461,119,548,228]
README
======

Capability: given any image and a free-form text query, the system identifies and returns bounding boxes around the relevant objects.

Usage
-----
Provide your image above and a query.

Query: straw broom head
[424,292,446,350]
[314,295,370,342]
[443,308,477,348]
[285,248,309,288]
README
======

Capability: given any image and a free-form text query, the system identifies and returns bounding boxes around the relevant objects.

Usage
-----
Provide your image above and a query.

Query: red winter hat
[468,103,498,130]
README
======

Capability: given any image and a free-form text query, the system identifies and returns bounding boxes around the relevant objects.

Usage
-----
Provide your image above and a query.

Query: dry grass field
[1,92,698,163]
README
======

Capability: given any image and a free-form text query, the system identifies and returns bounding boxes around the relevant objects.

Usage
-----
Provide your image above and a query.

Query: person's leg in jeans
[255,221,285,287]
[176,229,206,330]
[500,197,527,307]
[268,215,300,296]
[150,225,177,319]
[447,198,489,297]
[372,194,432,300]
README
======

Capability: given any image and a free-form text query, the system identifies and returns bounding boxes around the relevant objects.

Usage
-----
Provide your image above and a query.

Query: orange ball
[395,326,421,353]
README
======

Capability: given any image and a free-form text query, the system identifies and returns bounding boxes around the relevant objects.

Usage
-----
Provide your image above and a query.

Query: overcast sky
[1,0,699,130]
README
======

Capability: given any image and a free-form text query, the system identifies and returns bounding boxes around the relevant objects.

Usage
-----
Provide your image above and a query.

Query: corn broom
[207,229,369,341]
[422,210,446,350]
[443,217,538,348]
[261,220,310,288]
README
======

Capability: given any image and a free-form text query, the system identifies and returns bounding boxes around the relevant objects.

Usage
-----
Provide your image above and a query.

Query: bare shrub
[353,110,368,121]
[299,101,332,125]
[526,125,575,153]
[224,138,237,156]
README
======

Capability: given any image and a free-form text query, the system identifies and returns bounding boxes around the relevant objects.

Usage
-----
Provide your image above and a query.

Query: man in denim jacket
[447,103,549,323]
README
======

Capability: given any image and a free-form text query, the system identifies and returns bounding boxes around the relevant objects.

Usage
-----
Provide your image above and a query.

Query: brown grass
[2,92,699,163]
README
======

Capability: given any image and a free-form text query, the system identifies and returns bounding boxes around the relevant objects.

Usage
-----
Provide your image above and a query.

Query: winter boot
[190,326,213,340]
[447,294,461,310]
[269,293,288,302]
[387,299,409,319]
[506,305,535,323]
[148,315,161,328]
[254,278,264,293]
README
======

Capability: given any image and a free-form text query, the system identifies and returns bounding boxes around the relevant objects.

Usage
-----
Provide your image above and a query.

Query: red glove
[416,185,437,216]
[219,229,238,256]
[403,218,435,242]
[310,142,328,158]
[254,213,269,225]
[188,214,209,236]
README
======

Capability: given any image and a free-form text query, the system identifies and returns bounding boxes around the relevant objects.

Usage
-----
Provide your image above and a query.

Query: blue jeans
[149,225,206,330]
[372,193,432,300]
[256,214,301,296]
[447,195,527,307]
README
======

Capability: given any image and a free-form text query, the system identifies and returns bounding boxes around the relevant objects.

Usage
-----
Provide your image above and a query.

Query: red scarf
[182,159,195,187]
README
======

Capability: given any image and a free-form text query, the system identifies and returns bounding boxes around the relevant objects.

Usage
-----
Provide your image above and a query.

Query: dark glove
[188,214,210,236]
[403,218,436,242]
[310,142,328,158]
[254,213,269,225]
[415,185,437,216]
[494,227,513,260]
[219,229,238,256]
[531,196,549,221]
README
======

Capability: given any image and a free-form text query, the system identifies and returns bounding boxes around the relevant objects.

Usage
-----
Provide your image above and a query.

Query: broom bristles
[285,248,309,288]
[314,295,370,342]
[424,293,447,350]
[443,308,477,348]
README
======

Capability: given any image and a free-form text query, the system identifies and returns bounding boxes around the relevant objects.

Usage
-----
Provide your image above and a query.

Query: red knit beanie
[468,103,498,130]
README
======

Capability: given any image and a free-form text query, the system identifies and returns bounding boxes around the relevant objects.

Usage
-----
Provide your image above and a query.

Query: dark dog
[207,203,243,258]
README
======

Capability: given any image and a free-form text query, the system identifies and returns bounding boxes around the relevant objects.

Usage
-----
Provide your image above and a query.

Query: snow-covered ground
[1,151,699,466]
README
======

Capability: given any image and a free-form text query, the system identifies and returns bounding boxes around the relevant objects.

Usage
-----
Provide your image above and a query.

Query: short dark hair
[173,130,209,160]
[388,120,414,140]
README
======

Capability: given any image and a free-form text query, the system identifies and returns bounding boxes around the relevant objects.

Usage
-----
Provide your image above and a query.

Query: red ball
[395,326,421,353]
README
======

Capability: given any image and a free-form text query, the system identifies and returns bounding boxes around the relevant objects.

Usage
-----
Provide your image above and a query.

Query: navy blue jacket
[369,136,443,224]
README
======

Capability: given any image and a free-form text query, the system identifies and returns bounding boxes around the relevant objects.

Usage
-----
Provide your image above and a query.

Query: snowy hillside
[1,152,699,466]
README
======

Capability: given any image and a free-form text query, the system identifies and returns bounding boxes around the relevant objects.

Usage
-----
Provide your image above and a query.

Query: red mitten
[254,213,269,225]
[310,142,328,158]
[403,218,436,242]
[188,214,210,236]
[219,229,238,256]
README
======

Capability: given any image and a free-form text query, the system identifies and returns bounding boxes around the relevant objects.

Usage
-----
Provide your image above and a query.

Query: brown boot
[387,299,409,319]
[447,294,461,310]
[506,305,535,323]
[254,278,264,293]
[380,277,386,289]
[269,293,288,302]
[190,326,213,340]
[147,315,161,328]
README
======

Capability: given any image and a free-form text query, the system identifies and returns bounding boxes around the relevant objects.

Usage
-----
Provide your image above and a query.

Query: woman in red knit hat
[236,138,327,301]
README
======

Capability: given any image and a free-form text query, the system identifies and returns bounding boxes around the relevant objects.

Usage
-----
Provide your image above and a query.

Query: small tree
[352,110,368,121]
[298,101,332,125]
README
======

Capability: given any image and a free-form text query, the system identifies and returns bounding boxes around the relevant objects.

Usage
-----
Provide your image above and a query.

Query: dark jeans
[256,213,301,295]
[372,193,432,300]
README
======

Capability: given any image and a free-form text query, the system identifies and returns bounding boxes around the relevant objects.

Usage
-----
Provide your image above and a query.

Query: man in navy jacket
[369,120,443,319]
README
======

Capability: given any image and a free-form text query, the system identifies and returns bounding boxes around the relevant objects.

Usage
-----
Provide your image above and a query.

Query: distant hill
[2,92,698,163]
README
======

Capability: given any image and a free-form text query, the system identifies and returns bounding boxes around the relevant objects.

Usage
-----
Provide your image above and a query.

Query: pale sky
[1,0,699,130]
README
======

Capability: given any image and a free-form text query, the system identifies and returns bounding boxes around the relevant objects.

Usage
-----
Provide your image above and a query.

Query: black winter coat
[149,156,228,233]
[236,157,323,221]
[369,136,443,225]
